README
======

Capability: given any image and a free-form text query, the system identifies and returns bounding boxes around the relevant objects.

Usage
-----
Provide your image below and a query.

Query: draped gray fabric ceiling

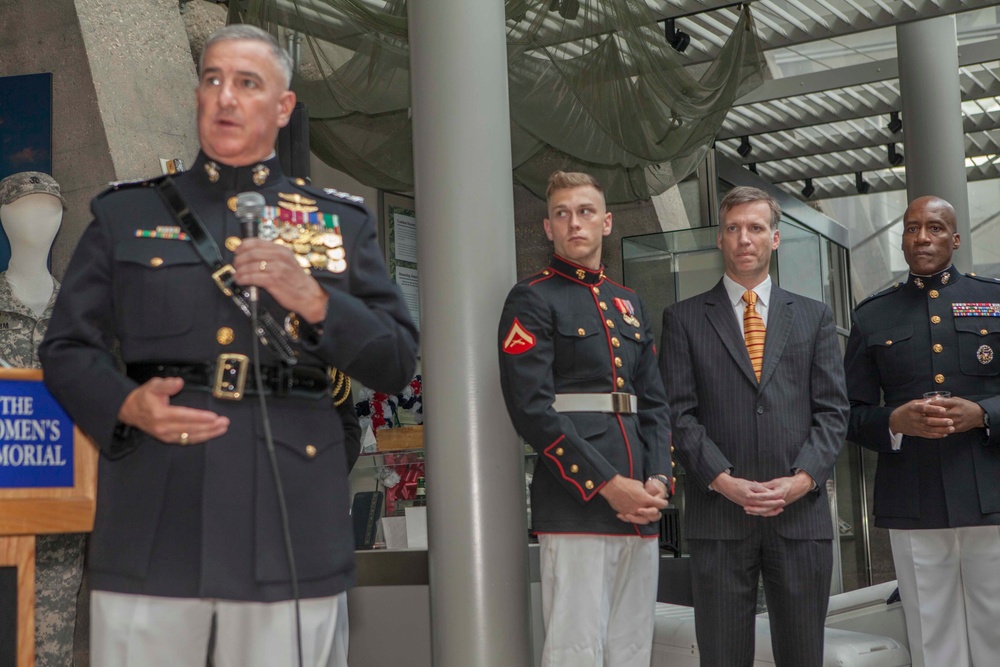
[232,0,766,203]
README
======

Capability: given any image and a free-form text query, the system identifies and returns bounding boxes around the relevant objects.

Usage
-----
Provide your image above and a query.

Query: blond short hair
[546,171,605,202]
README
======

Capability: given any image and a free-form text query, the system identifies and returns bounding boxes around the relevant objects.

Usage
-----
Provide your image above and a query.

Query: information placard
[0,379,74,488]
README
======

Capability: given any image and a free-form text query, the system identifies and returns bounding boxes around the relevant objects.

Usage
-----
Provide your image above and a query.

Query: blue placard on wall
[0,379,74,488]
[0,72,54,273]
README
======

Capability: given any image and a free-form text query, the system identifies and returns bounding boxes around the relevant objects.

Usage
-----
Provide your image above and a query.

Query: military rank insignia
[503,318,536,355]
[952,303,1000,317]
[257,193,347,273]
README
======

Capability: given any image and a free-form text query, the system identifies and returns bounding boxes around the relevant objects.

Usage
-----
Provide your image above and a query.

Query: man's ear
[602,212,613,237]
[543,218,554,242]
[277,90,296,129]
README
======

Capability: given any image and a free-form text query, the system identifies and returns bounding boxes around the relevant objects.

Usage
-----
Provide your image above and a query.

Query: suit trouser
[538,533,659,667]
[90,590,349,667]
[688,524,832,667]
[890,526,1000,667]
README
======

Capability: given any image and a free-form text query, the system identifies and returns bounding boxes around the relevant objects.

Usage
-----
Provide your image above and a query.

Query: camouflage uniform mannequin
[0,171,83,667]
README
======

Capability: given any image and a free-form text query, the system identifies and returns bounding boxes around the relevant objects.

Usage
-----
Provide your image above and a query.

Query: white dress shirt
[722,273,772,333]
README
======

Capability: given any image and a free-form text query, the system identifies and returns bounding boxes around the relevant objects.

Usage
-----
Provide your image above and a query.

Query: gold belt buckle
[610,392,632,414]
[213,353,249,400]
[211,264,237,297]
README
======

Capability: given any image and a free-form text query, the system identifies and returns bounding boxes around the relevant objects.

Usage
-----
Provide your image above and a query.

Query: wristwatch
[648,474,673,499]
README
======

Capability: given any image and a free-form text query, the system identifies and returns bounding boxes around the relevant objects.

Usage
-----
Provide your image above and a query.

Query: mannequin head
[0,172,65,257]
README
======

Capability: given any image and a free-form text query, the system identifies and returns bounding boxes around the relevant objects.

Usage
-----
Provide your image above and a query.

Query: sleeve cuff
[889,429,903,451]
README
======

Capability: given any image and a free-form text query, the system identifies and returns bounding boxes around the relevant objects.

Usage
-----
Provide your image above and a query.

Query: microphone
[235,191,266,302]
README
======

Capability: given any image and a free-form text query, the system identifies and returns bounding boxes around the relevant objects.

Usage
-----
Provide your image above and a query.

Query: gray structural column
[896,15,973,271]
[407,2,532,666]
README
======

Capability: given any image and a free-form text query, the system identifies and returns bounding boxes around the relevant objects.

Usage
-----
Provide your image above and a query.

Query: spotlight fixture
[887,111,902,134]
[748,163,758,174]
[801,178,815,199]
[887,143,904,167]
[855,172,871,195]
[548,0,579,20]
[664,19,691,53]
[737,136,753,158]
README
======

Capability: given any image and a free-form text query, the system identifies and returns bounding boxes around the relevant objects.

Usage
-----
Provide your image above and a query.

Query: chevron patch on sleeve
[503,318,536,354]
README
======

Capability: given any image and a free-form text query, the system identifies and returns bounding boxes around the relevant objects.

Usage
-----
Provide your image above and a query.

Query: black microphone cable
[236,191,305,667]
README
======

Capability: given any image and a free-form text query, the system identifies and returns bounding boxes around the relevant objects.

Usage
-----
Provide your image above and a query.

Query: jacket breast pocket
[114,238,205,339]
[955,317,1000,376]
[867,324,914,386]
[553,312,607,380]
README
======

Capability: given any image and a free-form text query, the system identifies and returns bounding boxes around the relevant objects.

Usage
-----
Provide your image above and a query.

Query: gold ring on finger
[259,260,267,272]
[178,432,190,446]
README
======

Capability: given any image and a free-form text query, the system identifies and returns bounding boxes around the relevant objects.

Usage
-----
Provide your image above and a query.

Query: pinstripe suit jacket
[660,280,848,540]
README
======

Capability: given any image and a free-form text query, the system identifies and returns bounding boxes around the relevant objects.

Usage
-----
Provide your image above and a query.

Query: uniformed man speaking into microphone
[39,24,416,667]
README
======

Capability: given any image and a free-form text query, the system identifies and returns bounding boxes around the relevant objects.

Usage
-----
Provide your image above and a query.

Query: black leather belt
[127,355,330,401]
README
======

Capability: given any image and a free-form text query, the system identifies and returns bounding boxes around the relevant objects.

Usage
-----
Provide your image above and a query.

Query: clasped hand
[712,471,814,517]
[889,396,984,439]
[599,474,669,525]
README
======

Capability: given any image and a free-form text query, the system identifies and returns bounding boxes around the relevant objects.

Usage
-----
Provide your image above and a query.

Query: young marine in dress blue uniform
[498,171,672,667]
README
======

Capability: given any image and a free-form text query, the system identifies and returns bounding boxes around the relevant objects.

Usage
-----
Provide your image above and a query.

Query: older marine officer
[39,24,417,667]
[845,196,1000,666]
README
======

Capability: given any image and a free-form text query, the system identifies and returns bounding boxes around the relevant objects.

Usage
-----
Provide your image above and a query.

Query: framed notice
[379,192,419,332]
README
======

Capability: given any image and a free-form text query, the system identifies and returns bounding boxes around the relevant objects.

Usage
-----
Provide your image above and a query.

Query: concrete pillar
[897,15,973,272]
[407,1,532,666]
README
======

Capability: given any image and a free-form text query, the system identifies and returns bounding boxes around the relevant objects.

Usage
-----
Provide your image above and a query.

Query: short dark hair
[718,186,781,230]
[200,24,293,89]
[546,171,605,201]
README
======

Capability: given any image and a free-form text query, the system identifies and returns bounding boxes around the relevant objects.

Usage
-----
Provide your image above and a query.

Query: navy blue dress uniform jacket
[660,281,848,540]
[497,256,672,536]
[845,267,1000,529]
[39,152,418,602]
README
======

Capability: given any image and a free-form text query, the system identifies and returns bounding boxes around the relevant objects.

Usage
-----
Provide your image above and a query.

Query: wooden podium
[0,369,97,667]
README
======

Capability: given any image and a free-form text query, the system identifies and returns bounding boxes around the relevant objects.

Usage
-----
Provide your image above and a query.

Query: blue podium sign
[0,379,74,488]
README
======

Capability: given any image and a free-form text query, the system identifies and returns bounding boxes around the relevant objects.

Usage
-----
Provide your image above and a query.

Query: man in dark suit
[844,196,1000,666]
[39,24,417,666]
[659,186,848,666]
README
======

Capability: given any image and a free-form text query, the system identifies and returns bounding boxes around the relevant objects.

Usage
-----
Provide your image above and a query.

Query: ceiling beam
[679,0,1000,64]
[774,159,1000,200]
[718,66,1000,139]
[735,38,1000,106]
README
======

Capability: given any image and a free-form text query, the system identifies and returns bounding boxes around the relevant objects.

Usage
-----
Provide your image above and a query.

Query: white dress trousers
[890,526,1000,667]
[538,533,659,667]
[90,590,349,667]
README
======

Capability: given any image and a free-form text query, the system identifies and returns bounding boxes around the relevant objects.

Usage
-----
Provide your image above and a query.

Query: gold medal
[328,259,348,274]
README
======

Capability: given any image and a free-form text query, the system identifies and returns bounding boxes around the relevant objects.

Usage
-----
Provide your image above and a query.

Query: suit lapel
[704,280,759,386]
[759,287,795,389]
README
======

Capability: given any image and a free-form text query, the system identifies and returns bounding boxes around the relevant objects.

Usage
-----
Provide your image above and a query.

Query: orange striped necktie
[743,289,765,381]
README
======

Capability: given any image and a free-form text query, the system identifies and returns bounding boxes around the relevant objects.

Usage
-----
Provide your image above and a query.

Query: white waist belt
[553,392,637,414]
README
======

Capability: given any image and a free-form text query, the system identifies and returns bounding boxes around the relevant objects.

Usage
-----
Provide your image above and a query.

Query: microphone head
[235,191,266,223]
